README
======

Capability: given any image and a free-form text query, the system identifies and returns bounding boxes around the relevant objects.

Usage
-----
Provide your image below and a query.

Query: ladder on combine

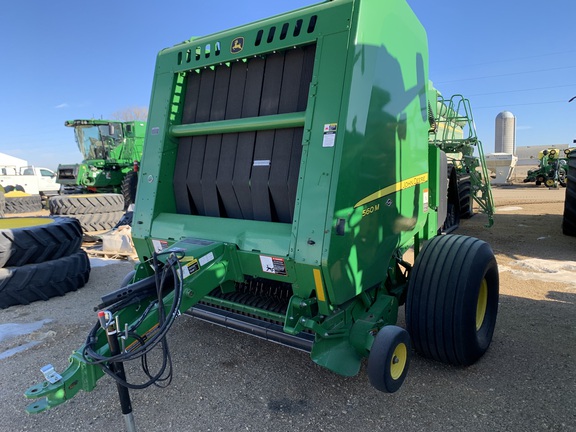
[432,94,495,227]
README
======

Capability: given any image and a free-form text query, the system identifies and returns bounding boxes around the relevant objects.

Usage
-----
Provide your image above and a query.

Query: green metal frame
[25,0,475,411]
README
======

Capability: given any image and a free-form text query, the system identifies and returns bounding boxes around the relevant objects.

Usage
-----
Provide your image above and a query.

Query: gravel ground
[1,184,575,432]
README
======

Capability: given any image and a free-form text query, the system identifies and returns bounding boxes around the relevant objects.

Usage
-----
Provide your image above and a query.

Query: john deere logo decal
[231,37,244,54]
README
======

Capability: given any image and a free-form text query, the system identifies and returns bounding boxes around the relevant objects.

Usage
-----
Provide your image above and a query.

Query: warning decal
[259,255,287,276]
[181,258,200,279]
[322,123,337,148]
[152,239,169,253]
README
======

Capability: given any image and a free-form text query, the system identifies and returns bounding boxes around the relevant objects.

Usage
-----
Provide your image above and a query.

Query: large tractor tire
[4,193,43,214]
[121,171,138,210]
[0,250,90,309]
[0,217,83,268]
[441,165,460,233]
[406,234,499,366]
[0,188,5,217]
[457,174,473,219]
[49,193,125,215]
[562,151,576,236]
[59,211,125,233]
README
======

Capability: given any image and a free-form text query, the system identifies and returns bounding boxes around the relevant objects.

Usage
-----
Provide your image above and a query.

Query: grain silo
[495,111,516,154]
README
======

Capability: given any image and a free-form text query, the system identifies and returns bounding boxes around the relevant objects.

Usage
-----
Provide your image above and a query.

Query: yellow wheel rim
[0,218,54,229]
[5,191,31,197]
[476,279,488,331]
[390,342,407,380]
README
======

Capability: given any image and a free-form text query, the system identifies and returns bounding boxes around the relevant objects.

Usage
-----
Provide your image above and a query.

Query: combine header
[25,0,499,428]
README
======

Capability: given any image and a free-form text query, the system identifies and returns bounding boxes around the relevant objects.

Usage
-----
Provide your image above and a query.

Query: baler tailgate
[173,45,316,223]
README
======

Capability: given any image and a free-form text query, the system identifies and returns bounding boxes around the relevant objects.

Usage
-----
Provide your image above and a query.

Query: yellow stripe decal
[354,173,428,208]
[313,269,326,302]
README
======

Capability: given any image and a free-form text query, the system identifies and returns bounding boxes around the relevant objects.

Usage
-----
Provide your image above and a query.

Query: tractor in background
[523,147,572,188]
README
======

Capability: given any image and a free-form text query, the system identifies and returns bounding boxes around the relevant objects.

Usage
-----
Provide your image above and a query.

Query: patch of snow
[499,259,576,287]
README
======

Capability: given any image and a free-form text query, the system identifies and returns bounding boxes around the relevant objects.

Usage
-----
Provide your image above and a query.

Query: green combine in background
[57,119,146,207]
[26,0,500,427]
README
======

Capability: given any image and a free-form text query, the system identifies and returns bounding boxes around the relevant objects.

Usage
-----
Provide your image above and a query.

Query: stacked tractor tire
[49,193,125,233]
[3,190,43,215]
[0,217,90,308]
[0,188,4,217]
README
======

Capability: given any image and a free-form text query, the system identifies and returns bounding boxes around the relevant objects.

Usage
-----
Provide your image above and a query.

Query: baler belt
[174,44,316,223]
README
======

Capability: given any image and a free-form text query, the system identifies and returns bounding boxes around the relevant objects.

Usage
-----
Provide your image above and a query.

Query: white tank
[495,111,516,154]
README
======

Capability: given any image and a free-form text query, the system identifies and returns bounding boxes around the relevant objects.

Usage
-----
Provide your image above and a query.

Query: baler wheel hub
[476,279,488,331]
[390,343,408,380]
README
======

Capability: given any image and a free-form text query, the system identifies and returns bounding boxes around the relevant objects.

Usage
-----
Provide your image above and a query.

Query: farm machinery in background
[25,0,499,429]
[57,119,146,208]
[523,147,573,188]
[431,96,494,231]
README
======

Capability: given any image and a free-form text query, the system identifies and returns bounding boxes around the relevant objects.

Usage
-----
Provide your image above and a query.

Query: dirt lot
[1,184,575,432]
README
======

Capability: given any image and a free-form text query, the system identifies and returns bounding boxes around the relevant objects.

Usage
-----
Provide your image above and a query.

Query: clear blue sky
[1,0,575,170]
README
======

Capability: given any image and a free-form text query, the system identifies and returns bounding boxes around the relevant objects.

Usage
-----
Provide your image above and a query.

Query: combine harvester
[56,119,146,206]
[25,0,498,428]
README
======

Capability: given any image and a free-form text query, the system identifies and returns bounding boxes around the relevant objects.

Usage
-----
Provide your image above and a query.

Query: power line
[436,66,576,84]
[444,49,576,69]
[474,100,567,109]
[467,83,576,97]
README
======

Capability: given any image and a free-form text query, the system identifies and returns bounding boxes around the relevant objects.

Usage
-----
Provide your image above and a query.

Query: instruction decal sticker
[181,258,200,279]
[260,255,287,276]
[322,123,337,147]
[152,239,169,253]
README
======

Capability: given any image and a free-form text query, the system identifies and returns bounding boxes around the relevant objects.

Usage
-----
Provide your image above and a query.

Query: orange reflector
[313,269,326,302]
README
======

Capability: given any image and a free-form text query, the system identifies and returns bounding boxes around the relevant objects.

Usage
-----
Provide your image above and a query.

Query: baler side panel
[324,0,431,305]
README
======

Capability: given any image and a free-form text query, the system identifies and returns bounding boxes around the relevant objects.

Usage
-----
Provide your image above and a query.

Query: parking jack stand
[100,311,137,432]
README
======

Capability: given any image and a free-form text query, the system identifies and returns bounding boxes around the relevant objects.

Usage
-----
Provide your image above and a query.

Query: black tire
[0,250,91,309]
[59,211,125,233]
[5,195,43,214]
[367,326,411,393]
[0,189,5,217]
[457,175,473,219]
[406,234,499,366]
[121,171,138,210]
[49,193,125,215]
[0,217,83,268]
[4,185,25,193]
[562,151,576,236]
[441,166,460,233]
